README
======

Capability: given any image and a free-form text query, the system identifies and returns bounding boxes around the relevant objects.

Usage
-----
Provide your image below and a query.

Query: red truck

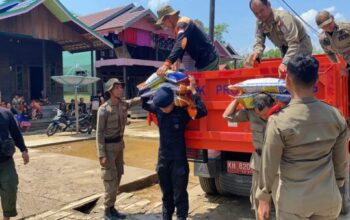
[183,54,350,213]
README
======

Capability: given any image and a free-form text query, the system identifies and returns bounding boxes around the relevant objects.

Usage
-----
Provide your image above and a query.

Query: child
[142,75,207,220]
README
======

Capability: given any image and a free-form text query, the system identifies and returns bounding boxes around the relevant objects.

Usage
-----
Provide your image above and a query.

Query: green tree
[202,22,229,43]
[262,48,282,59]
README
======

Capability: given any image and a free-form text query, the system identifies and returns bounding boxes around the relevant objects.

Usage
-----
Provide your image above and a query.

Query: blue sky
[60,0,349,55]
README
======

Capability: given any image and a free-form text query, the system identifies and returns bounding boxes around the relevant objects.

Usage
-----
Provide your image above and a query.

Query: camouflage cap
[156,5,180,25]
[105,78,123,91]
[316,11,334,28]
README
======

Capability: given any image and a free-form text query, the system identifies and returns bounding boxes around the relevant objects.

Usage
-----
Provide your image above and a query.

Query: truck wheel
[219,173,252,197]
[215,176,228,195]
[199,177,217,195]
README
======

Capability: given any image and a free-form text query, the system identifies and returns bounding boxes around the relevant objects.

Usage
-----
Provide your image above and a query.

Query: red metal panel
[184,55,348,153]
[148,55,348,153]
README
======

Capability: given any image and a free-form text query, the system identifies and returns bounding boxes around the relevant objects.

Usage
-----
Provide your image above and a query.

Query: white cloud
[324,6,335,13]
[148,0,169,10]
[300,9,318,30]
[277,6,285,11]
[334,12,346,21]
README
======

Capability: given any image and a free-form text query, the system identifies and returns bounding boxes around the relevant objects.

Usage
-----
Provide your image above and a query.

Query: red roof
[79,6,126,27]
[96,10,145,31]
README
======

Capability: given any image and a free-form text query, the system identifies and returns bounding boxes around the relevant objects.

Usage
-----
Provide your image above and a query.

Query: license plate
[227,161,252,175]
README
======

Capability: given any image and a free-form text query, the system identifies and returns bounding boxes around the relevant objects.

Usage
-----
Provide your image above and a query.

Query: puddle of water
[40,137,160,171]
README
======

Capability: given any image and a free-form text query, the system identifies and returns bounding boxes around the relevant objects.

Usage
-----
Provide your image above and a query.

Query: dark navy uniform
[163,17,219,71]
[142,94,207,219]
[0,107,27,218]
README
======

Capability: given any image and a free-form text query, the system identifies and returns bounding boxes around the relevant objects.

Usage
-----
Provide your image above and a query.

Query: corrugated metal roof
[79,5,128,27]
[96,9,146,31]
[79,4,156,33]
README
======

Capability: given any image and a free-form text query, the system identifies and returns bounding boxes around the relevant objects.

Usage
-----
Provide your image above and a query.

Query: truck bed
[185,55,349,153]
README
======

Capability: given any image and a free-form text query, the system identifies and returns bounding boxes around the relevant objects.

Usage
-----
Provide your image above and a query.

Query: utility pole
[209,0,215,42]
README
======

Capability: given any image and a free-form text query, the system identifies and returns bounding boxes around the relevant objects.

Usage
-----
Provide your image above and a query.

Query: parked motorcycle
[46,108,91,136]
[79,112,92,134]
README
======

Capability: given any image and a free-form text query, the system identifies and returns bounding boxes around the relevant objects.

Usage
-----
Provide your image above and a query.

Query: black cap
[153,87,174,108]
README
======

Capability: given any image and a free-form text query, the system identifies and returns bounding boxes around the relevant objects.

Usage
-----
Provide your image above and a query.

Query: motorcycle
[46,108,91,136]
[78,112,92,134]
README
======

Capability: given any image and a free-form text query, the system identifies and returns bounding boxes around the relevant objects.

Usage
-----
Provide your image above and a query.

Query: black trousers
[157,159,189,220]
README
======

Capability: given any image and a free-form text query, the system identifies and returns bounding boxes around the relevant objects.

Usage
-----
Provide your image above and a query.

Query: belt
[256,149,262,156]
[105,136,123,143]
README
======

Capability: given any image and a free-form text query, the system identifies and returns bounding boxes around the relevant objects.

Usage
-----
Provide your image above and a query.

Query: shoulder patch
[278,20,288,35]
[338,29,350,41]
[322,38,331,46]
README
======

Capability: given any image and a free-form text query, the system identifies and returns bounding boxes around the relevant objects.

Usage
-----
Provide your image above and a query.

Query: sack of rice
[229,78,287,94]
[235,93,291,109]
[137,73,166,93]
[140,83,179,98]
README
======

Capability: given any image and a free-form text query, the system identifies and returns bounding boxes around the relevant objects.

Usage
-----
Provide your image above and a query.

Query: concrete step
[29,118,51,131]
[128,104,147,119]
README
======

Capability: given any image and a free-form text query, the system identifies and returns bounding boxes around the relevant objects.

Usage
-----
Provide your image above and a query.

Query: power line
[277,0,320,37]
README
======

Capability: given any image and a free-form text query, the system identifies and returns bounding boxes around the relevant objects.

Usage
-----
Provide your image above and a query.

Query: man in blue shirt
[142,76,207,220]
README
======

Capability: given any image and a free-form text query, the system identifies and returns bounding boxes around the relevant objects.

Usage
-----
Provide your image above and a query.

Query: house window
[100,50,106,58]
[109,49,115,58]
[16,66,24,91]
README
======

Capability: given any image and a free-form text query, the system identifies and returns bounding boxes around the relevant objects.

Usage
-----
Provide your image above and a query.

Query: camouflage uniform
[254,9,313,64]
[319,22,350,65]
[96,79,140,209]
[256,97,348,219]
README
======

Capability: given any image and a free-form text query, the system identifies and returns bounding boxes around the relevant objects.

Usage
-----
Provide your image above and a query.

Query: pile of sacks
[228,78,291,109]
[138,71,198,118]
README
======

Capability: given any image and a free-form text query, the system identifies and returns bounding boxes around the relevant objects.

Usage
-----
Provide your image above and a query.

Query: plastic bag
[140,83,180,98]
[229,78,287,94]
[165,71,188,84]
[138,73,166,92]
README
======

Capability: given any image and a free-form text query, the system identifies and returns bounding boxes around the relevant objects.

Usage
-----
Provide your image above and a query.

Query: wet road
[38,137,350,220]
[40,138,160,171]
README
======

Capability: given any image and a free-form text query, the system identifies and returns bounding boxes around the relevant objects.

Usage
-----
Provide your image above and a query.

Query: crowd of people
[0,94,43,122]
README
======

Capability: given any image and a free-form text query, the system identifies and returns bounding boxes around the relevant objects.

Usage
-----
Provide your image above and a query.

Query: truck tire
[215,176,228,195]
[199,177,217,195]
[218,173,252,197]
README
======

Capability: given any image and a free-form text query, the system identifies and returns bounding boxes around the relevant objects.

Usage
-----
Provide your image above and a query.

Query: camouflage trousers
[100,142,124,209]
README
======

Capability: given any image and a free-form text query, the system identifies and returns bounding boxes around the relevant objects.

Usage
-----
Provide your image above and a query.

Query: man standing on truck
[141,76,207,220]
[244,0,313,76]
[222,93,279,220]
[257,54,348,220]
[316,11,350,70]
[155,5,219,76]
[96,78,140,220]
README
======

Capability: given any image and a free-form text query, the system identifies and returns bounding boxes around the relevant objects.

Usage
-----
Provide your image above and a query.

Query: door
[29,67,43,100]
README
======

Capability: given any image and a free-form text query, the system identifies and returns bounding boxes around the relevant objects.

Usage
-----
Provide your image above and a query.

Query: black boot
[110,207,126,219]
[162,215,172,220]
[177,217,187,220]
[104,208,117,220]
